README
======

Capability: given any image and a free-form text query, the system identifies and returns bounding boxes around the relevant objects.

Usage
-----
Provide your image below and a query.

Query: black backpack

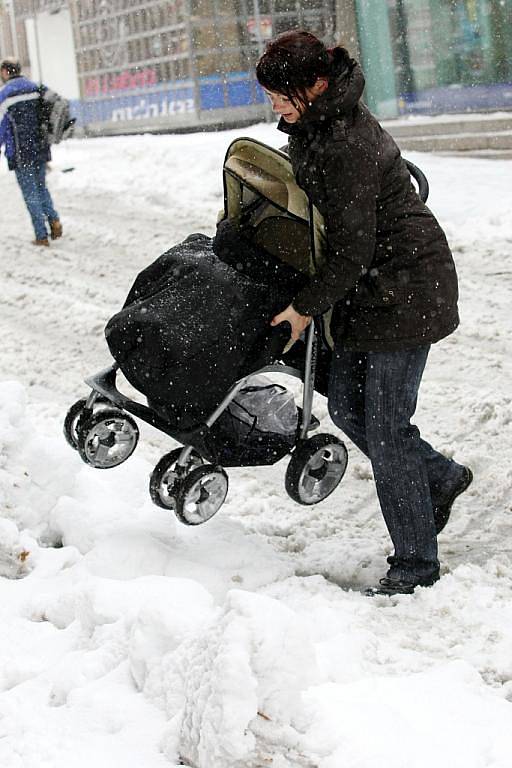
[38,86,76,145]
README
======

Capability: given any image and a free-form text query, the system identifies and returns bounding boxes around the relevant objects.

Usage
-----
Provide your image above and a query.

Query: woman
[256,30,472,595]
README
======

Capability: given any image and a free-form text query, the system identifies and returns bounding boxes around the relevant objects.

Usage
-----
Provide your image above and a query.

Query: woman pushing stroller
[256,30,472,595]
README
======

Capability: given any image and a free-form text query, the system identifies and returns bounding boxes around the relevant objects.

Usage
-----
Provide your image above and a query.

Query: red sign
[85,68,158,97]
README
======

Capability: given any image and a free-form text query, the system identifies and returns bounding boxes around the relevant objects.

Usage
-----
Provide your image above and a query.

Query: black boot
[366,571,439,597]
[434,466,473,534]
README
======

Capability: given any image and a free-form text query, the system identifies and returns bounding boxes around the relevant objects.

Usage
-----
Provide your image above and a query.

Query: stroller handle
[405,159,429,203]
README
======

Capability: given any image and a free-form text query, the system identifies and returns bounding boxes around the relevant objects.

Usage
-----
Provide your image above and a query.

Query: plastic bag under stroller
[204,374,298,467]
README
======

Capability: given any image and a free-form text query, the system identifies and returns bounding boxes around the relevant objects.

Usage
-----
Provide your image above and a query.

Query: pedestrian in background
[0,58,62,246]
[257,30,473,596]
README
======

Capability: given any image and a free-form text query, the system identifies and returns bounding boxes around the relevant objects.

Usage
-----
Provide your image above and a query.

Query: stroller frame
[65,137,429,526]
[72,307,327,525]
[81,313,317,463]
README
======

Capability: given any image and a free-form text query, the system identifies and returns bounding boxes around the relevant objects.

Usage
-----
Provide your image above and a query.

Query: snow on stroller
[64,138,429,526]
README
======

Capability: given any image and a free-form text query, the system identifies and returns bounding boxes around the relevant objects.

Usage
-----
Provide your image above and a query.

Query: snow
[1,122,512,767]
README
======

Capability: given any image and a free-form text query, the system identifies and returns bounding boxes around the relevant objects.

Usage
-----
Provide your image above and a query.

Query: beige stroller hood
[222,137,327,277]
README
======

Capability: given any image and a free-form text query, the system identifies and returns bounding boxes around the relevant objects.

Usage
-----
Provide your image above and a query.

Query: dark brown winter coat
[279,47,459,351]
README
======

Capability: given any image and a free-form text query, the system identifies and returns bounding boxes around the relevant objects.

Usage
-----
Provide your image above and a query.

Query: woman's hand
[271,304,312,342]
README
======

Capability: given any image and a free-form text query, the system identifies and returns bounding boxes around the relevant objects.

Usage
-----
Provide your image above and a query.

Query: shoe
[366,572,439,597]
[433,466,473,534]
[33,238,49,246]
[49,219,63,239]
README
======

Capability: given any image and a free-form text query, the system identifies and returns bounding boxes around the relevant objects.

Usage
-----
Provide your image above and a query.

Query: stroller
[64,138,429,527]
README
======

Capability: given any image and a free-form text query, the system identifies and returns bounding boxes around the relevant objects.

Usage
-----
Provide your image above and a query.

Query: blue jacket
[0,75,50,170]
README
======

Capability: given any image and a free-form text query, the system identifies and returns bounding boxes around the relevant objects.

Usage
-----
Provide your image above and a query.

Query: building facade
[68,0,339,132]
[1,0,511,134]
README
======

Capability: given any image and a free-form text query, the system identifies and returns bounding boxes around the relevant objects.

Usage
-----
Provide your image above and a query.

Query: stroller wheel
[77,408,139,468]
[285,434,348,505]
[175,465,228,525]
[64,398,88,449]
[64,396,112,450]
[149,449,204,510]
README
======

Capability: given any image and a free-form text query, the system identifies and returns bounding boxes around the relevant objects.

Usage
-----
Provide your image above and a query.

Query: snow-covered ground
[1,124,511,768]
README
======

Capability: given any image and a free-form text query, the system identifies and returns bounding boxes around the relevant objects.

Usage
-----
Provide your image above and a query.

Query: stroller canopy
[222,137,326,277]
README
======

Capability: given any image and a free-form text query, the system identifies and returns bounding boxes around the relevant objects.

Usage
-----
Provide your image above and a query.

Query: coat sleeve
[0,115,7,150]
[0,89,8,150]
[292,138,379,317]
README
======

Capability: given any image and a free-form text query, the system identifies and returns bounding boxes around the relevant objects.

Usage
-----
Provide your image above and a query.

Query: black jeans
[329,344,464,582]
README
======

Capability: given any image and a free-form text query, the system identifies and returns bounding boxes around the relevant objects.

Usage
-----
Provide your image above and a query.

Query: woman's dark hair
[1,58,21,77]
[256,30,331,108]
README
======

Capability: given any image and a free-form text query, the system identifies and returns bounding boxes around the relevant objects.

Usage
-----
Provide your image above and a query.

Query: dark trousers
[15,162,59,240]
[329,345,463,581]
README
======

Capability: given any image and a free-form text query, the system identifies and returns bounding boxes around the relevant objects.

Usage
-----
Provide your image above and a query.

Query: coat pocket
[352,275,406,307]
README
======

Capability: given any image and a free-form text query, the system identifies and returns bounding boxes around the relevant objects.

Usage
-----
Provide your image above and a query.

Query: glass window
[388,0,512,96]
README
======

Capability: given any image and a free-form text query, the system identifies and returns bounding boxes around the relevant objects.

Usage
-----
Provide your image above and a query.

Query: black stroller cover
[105,231,305,431]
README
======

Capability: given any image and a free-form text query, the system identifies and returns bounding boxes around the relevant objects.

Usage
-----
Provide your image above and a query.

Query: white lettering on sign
[111,98,195,121]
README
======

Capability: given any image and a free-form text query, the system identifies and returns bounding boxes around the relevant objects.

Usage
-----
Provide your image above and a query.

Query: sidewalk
[381,111,512,155]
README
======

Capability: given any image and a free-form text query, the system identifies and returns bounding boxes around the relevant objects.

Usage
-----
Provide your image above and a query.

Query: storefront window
[384,0,512,112]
